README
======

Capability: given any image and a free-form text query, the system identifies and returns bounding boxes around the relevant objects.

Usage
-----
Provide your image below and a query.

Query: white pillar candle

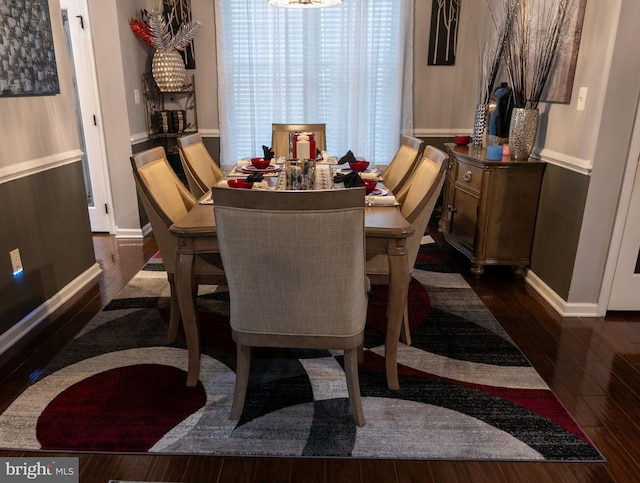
[296,134,310,160]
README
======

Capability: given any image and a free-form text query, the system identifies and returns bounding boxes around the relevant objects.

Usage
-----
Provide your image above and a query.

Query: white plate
[337,168,375,174]
[236,164,281,174]
[370,188,389,196]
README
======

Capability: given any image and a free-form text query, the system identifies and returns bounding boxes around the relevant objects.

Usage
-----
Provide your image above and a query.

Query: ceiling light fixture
[267,0,343,8]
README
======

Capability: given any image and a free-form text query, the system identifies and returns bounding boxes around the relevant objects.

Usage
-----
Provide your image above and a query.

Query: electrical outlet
[134,88,141,105]
[10,248,23,276]
[577,87,588,111]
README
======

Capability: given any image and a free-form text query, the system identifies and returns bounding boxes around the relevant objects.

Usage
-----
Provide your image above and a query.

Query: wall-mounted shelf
[142,73,197,154]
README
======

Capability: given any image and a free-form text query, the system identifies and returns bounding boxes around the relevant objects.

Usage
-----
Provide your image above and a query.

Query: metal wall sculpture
[428,0,461,66]
[0,0,59,96]
[164,0,196,69]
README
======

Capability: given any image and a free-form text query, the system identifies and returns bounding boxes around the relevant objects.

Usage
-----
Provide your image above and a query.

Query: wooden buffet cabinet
[439,143,545,276]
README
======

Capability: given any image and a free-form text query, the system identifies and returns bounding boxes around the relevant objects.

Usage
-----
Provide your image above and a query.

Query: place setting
[364,188,397,206]
[229,145,283,177]
[331,150,397,206]
[333,150,382,179]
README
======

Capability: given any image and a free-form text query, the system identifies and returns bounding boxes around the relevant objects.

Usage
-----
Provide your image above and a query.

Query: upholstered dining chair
[366,145,448,345]
[131,146,226,342]
[177,133,225,199]
[271,123,327,159]
[212,187,368,426]
[380,135,424,194]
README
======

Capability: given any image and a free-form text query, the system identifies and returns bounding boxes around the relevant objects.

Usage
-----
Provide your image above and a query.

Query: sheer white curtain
[214,0,413,166]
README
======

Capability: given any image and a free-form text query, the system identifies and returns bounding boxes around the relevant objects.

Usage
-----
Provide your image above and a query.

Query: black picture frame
[427,0,461,66]
[0,0,60,97]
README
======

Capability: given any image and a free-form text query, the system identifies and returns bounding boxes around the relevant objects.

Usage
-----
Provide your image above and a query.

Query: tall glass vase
[508,108,539,160]
[471,103,488,147]
[152,49,187,92]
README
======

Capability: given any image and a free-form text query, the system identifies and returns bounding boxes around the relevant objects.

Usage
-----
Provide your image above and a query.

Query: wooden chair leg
[344,347,365,426]
[167,280,180,343]
[230,343,251,421]
[399,301,412,346]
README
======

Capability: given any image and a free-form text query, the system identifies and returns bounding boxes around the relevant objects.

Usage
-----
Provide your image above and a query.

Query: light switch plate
[577,87,588,111]
[10,248,23,275]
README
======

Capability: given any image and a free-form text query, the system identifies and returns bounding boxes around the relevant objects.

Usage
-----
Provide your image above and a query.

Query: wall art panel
[0,0,59,96]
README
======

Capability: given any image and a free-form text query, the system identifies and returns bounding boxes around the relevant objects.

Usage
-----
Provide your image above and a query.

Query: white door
[608,104,640,310]
[60,0,112,233]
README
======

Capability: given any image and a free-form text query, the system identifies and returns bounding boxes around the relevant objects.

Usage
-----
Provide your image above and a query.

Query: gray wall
[0,0,96,345]
[0,164,96,333]
[530,165,589,299]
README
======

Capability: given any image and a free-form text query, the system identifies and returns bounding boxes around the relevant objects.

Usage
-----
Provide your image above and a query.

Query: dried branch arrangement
[503,0,573,109]
[476,0,518,105]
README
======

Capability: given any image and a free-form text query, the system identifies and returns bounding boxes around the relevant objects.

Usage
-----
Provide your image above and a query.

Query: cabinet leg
[470,263,484,277]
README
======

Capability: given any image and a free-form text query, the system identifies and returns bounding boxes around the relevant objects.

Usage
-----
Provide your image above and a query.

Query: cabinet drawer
[454,161,483,193]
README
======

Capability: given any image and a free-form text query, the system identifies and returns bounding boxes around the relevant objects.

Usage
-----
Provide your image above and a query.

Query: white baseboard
[115,227,144,239]
[141,222,152,237]
[525,269,600,317]
[0,263,102,356]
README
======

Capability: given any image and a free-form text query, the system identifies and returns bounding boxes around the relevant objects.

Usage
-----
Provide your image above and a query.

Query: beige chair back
[213,187,367,425]
[178,133,225,199]
[395,145,448,269]
[365,145,447,346]
[381,135,424,194]
[131,146,226,342]
[214,188,366,336]
[271,123,327,158]
[131,147,196,274]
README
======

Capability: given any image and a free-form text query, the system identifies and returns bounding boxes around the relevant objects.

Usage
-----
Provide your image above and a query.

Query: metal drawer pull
[463,171,473,182]
[447,204,456,213]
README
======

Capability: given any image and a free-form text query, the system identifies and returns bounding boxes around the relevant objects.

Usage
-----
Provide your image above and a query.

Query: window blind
[215,0,411,165]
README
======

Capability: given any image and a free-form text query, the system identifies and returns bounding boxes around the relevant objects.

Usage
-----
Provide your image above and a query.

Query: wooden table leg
[385,247,409,391]
[175,250,200,387]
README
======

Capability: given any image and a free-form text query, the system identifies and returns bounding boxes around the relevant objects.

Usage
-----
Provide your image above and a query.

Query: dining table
[169,162,414,390]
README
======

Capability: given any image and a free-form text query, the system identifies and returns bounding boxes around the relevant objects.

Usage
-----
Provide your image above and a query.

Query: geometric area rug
[0,236,604,461]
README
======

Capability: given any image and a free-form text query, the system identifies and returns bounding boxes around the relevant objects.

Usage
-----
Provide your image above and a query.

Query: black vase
[488,82,513,142]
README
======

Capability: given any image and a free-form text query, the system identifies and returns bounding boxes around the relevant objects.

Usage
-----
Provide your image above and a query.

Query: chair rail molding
[0,149,84,185]
[413,128,471,137]
[198,128,220,138]
[531,147,592,175]
[411,130,593,176]
[131,131,150,145]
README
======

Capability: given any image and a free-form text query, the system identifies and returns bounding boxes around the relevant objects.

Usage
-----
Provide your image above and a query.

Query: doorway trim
[60,0,115,234]
[599,93,640,314]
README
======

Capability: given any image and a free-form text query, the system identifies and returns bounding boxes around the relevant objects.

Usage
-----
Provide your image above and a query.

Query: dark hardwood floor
[2,229,640,482]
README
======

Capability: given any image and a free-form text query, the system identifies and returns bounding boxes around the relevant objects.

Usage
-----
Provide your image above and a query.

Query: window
[214,0,413,165]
